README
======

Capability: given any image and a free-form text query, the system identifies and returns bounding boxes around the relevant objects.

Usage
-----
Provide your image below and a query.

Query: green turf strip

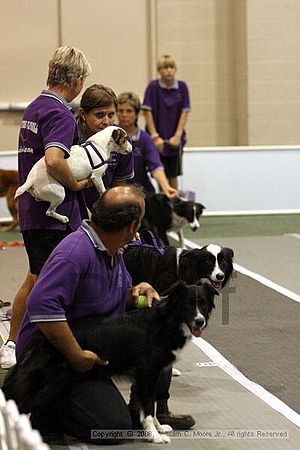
[184,214,300,238]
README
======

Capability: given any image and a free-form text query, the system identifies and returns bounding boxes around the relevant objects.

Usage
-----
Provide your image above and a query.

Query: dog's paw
[149,433,170,444]
[154,417,173,434]
[158,424,172,433]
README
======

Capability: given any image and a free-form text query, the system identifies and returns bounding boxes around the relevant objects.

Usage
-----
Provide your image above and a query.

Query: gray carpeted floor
[0,219,299,449]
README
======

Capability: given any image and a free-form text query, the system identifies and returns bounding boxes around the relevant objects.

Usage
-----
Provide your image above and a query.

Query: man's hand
[130,282,160,308]
[68,349,108,372]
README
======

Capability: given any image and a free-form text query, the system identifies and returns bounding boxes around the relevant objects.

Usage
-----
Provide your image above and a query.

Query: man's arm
[45,146,89,191]
[37,321,108,372]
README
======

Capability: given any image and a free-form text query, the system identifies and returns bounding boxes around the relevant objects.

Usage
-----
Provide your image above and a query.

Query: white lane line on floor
[192,337,300,428]
[168,232,300,304]
[285,233,300,240]
[234,263,300,303]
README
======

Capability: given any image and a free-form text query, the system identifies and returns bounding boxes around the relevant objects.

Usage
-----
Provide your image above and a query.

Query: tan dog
[0,169,19,232]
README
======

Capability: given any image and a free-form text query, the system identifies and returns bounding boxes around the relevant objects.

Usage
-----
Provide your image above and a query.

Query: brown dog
[0,169,19,232]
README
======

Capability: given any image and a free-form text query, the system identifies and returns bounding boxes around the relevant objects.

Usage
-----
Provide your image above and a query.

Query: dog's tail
[14,179,33,198]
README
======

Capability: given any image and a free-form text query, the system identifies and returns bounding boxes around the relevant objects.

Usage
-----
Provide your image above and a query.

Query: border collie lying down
[142,193,205,247]
[2,281,216,444]
[123,241,234,294]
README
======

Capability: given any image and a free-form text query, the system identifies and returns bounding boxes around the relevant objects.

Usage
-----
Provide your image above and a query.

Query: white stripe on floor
[169,231,300,428]
[192,337,300,428]
[168,232,300,304]
[285,233,300,240]
[234,263,300,303]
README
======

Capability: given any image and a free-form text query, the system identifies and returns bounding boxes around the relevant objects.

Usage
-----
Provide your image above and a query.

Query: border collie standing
[142,193,205,247]
[2,281,217,444]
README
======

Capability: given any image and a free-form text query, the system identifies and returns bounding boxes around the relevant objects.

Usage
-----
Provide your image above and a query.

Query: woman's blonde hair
[47,46,91,88]
[156,54,177,71]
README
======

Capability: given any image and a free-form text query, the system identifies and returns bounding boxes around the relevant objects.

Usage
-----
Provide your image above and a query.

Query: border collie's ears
[224,247,234,259]
[161,280,187,297]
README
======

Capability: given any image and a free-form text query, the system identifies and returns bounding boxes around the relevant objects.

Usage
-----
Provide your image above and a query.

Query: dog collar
[81,141,116,170]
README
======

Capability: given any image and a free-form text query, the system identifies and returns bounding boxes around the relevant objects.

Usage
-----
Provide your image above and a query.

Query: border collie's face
[200,244,234,289]
[173,200,205,231]
[163,282,216,338]
[181,244,234,289]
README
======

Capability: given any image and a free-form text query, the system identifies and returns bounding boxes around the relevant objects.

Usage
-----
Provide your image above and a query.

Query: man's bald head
[91,184,145,232]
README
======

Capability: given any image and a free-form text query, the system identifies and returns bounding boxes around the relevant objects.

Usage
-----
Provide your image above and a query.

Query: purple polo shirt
[142,79,191,157]
[16,220,132,359]
[77,119,134,210]
[128,128,163,193]
[18,90,85,231]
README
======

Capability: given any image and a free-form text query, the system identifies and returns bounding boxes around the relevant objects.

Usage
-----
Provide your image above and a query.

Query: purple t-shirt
[128,128,163,193]
[16,220,132,359]
[18,90,85,231]
[142,79,191,157]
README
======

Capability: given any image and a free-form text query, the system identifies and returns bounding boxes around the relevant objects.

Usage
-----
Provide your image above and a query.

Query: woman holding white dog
[76,84,134,210]
[0,46,92,369]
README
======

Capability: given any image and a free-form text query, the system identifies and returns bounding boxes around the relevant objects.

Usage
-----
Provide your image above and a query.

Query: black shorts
[22,229,72,276]
[160,148,183,179]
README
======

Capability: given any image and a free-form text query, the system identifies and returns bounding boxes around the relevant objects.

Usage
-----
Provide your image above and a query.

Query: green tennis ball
[135,295,148,309]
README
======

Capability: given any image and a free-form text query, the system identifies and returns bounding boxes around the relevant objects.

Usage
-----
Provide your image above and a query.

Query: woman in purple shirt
[117,91,177,198]
[76,84,134,210]
[0,46,92,369]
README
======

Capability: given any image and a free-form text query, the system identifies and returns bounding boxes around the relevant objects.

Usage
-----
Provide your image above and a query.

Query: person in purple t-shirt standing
[77,84,134,211]
[117,91,178,198]
[142,54,191,190]
[0,46,91,369]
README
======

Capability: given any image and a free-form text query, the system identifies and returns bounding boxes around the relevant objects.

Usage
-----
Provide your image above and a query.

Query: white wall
[1,147,300,220]
[180,146,300,214]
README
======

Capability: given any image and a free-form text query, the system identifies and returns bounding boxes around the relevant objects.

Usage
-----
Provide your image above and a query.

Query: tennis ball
[135,295,148,309]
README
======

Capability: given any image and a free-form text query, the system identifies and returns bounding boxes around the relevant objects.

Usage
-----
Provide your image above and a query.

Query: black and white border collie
[142,193,205,247]
[123,242,234,294]
[2,281,217,444]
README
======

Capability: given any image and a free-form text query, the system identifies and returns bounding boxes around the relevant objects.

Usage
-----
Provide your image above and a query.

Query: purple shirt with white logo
[128,128,163,193]
[18,90,86,231]
[142,79,191,157]
[16,220,132,359]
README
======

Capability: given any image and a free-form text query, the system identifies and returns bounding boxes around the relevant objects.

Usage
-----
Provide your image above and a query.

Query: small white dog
[15,126,132,223]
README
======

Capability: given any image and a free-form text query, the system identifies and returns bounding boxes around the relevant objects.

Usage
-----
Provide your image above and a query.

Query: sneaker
[0,341,16,369]
[156,411,195,430]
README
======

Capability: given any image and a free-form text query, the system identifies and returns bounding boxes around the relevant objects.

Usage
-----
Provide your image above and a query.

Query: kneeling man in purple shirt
[15,184,195,443]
